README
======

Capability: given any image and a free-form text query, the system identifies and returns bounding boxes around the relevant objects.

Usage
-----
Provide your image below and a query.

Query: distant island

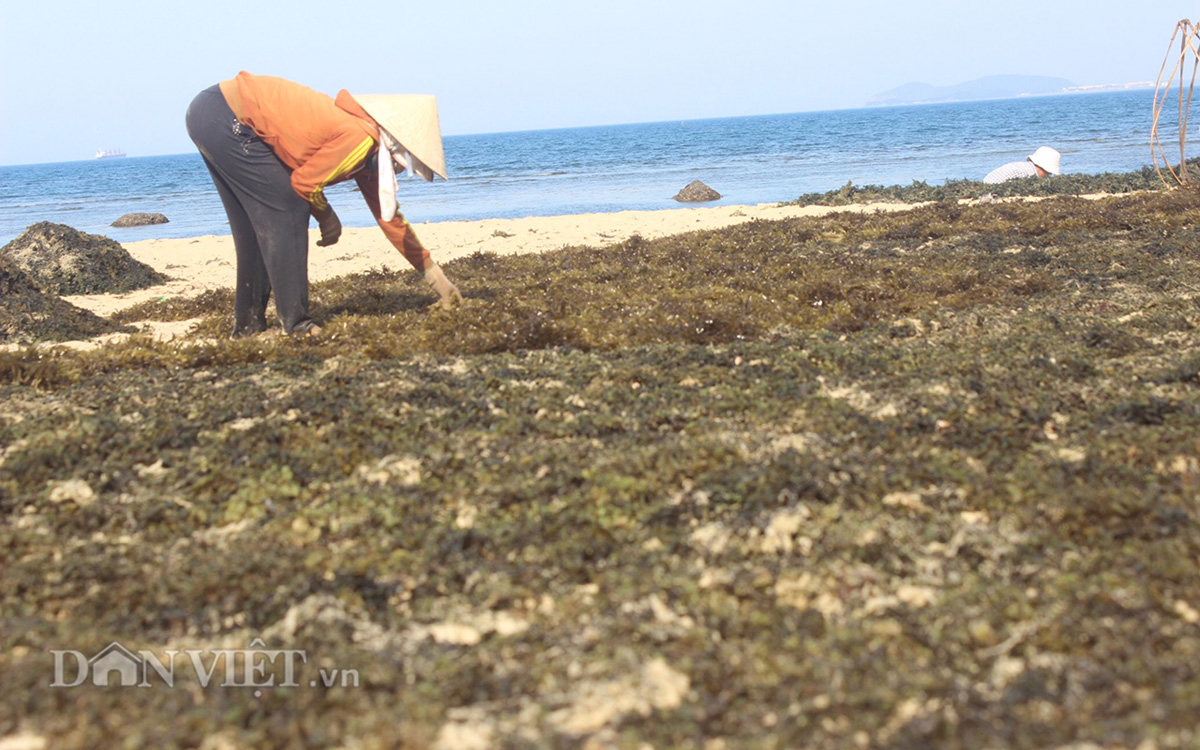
[865,74,1154,107]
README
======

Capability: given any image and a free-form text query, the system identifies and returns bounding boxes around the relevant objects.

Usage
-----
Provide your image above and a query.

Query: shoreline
[65,201,923,321]
[34,191,1114,350]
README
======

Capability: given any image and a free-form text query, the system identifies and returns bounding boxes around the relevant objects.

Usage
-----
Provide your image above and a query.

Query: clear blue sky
[1,0,1196,165]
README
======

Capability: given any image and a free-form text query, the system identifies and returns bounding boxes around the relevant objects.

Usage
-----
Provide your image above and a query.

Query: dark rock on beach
[0,221,167,296]
[0,259,128,344]
[112,212,169,227]
[673,180,721,202]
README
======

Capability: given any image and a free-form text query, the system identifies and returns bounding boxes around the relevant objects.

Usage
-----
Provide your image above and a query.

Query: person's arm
[354,165,431,270]
[292,120,373,248]
[311,202,341,247]
[354,168,462,308]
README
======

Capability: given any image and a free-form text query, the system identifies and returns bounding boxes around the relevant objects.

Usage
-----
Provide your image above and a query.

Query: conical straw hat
[352,94,447,180]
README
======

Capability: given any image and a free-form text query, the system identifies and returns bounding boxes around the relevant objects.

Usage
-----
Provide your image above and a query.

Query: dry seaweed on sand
[2,188,1200,749]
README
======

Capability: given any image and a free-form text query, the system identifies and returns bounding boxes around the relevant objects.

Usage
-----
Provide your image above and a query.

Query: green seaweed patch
[110,288,234,324]
[12,188,1200,388]
[2,185,1200,749]
[786,158,1200,207]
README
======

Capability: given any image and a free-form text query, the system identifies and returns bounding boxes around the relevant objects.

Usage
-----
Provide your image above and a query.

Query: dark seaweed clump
[0,221,167,295]
[0,259,129,345]
[1,188,1200,749]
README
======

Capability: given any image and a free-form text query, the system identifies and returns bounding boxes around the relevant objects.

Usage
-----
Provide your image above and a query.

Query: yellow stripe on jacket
[307,136,375,211]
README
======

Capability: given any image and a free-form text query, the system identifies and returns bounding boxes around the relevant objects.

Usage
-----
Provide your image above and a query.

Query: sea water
[0,88,1186,246]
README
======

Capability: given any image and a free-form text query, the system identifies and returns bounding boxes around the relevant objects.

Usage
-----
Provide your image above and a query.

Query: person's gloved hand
[423,264,463,309]
[315,206,341,247]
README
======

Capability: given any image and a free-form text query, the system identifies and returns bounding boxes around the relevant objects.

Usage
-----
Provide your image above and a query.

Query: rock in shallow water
[112,212,169,227]
[672,180,721,202]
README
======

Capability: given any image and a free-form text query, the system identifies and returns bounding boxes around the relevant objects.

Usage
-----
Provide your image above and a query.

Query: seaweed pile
[2,187,1200,748]
[0,222,162,344]
[0,260,127,345]
[0,221,166,296]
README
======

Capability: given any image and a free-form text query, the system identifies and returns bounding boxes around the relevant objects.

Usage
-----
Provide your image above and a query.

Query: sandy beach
[60,201,916,328]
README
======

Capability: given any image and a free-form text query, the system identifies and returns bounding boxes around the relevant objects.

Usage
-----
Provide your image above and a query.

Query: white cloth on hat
[376,128,428,222]
[379,128,417,220]
[377,128,399,221]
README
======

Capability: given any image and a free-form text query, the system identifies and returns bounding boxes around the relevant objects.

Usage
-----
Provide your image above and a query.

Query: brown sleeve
[354,167,433,272]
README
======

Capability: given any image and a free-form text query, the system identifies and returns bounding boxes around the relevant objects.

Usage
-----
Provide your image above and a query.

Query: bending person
[186,71,462,337]
[983,146,1062,185]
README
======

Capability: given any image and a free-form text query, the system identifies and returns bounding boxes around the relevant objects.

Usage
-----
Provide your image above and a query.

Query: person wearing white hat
[983,146,1063,184]
[185,72,462,337]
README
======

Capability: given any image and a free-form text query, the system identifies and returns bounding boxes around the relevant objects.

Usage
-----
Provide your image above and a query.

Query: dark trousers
[185,85,315,335]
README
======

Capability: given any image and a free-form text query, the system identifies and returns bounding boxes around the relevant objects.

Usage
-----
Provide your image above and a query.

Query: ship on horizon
[94,148,127,159]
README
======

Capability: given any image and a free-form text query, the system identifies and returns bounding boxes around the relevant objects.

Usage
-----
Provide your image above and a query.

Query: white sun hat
[1027,146,1062,175]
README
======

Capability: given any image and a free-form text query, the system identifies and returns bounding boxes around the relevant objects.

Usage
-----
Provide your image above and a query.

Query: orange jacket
[228,71,431,271]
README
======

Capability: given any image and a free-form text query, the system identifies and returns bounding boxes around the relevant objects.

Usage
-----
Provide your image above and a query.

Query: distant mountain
[866,75,1076,107]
